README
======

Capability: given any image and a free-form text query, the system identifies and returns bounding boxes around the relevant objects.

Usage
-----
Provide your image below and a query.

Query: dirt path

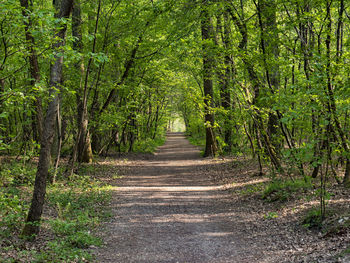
[93,133,260,263]
[92,132,350,263]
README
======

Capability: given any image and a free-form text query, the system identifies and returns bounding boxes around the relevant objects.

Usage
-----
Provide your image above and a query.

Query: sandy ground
[93,133,350,263]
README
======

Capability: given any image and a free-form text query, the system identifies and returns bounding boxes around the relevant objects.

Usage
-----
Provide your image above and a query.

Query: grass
[0,161,112,263]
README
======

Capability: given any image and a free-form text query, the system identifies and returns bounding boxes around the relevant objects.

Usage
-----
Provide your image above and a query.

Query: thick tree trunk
[201,0,217,157]
[22,0,73,238]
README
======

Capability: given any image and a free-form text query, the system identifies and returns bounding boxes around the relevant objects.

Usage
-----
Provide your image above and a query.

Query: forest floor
[92,133,350,263]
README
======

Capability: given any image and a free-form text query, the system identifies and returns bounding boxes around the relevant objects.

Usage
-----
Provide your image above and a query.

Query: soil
[93,132,350,263]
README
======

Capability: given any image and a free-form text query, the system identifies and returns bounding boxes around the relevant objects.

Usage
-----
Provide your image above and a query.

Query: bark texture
[201,0,217,157]
[19,0,43,142]
[22,0,73,238]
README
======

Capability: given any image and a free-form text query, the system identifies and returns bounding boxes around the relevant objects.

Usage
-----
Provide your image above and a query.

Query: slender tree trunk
[215,10,233,152]
[19,0,43,142]
[258,0,280,153]
[228,4,282,171]
[22,0,73,238]
[323,1,350,185]
[201,0,217,157]
[71,0,97,164]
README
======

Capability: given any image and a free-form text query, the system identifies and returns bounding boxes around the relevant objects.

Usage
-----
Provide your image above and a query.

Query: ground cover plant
[0,160,112,262]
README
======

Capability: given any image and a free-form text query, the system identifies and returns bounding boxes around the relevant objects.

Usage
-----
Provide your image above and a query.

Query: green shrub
[34,240,94,262]
[67,230,101,249]
[262,177,313,202]
[133,137,166,153]
[0,161,36,187]
[302,208,324,229]
[0,191,28,237]
[0,162,111,262]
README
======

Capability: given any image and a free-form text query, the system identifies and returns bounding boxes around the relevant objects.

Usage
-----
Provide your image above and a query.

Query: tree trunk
[215,10,233,152]
[201,0,217,157]
[258,0,281,153]
[19,0,43,142]
[73,0,96,163]
[22,0,73,238]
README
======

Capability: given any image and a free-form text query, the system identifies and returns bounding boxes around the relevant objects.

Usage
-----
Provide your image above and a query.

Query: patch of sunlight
[202,232,232,237]
[151,217,207,223]
[111,186,223,191]
[224,178,269,190]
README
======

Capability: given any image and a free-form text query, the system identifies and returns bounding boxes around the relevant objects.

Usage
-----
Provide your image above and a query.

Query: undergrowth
[186,133,205,148]
[262,176,313,202]
[0,161,112,263]
[133,136,166,153]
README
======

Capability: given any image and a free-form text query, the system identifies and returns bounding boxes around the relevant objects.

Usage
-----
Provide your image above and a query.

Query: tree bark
[19,0,43,142]
[201,0,218,157]
[73,0,94,163]
[258,0,281,153]
[22,0,73,238]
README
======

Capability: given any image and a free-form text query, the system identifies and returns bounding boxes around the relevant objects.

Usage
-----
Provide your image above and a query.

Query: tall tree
[201,0,217,157]
[22,0,74,238]
[19,0,43,142]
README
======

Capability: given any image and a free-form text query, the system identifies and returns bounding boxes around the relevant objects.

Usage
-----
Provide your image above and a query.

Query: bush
[133,137,166,153]
[302,208,324,229]
[0,191,29,238]
[0,161,36,187]
[262,177,313,202]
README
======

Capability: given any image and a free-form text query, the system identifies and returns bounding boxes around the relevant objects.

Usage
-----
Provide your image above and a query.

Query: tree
[201,0,218,157]
[22,0,74,238]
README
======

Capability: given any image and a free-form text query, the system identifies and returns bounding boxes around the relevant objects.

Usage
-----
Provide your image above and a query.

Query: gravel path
[94,133,259,263]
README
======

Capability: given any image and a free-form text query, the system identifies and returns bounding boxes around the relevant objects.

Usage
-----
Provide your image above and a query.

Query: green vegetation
[264,212,278,220]
[132,136,166,154]
[262,177,313,202]
[302,208,326,229]
[239,183,266,196]
[0,162,111,262]
[1,0,350,258]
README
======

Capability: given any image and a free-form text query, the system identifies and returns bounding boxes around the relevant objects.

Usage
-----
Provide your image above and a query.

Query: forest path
[93,133,259,263]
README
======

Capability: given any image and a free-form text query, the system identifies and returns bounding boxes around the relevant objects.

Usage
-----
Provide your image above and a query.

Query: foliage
[302,208,326,229]
[0,161,36,187]
[133,136,166,153]
[0,190,29,239]
[239,182,266,196]
[262,177,313,202]
[0,162,111,262]
[264,212,278,220]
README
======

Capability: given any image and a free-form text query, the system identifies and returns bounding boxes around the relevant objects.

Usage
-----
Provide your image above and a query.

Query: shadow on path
[94,133,260,263]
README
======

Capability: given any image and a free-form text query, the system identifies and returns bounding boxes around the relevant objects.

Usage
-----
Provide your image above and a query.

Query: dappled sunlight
[112,186,223,192]
[202,232,233,237]
[224,177,270,190]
